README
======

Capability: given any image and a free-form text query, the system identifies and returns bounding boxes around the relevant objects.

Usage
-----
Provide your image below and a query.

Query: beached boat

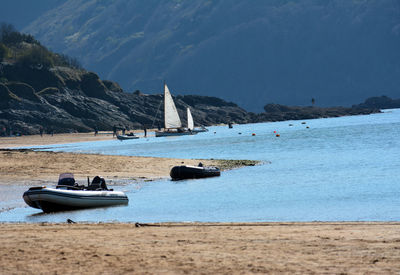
[116,133,139,140]
[23,173,128,213]
[170,164,220,180]
[187,107,208,133]
[155,83,197,137]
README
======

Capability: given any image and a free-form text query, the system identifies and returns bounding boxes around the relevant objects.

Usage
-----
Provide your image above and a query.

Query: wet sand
[1,222,400,274]
[1,133,399,274]
[0,149,223,185]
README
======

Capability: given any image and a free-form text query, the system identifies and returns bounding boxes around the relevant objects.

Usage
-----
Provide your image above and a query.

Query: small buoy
[214,131,216,134]
[289,124,293,126]
[273,131,276,133]
[238,132,242,135]
[252,133,256,136]
[306,126,310,129]
[276,134,280,137]
[301,122,306,124]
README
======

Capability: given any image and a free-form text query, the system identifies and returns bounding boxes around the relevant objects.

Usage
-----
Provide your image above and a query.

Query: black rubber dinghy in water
[170,165,220,180]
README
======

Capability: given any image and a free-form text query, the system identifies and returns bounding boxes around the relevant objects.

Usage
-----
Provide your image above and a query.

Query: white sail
[187,107,194,130]
[164,83,182,129]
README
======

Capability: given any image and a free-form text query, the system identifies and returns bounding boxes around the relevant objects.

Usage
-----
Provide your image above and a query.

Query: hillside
[20,0,400,112]
[0,27,383,136]
[0,0,65,30]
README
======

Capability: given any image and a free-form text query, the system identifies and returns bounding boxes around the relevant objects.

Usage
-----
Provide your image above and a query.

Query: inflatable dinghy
[23,173,128,212]
[117,133,139,140]
[170,164,220,180]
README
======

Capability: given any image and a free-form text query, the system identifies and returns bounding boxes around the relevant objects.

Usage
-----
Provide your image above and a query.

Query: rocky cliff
[0,63,251,135]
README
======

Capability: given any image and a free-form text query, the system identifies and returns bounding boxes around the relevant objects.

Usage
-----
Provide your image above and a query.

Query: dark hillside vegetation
[0,23,81,70]
[21,0,400,112]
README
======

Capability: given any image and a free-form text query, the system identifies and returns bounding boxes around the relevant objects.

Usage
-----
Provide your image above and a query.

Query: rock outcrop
[253,103,379,122]
[353,96,400,110]
[0,64,251,135]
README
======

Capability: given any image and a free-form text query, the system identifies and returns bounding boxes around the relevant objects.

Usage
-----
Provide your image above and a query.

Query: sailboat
[187,107,208,133]
[155,83,197,137]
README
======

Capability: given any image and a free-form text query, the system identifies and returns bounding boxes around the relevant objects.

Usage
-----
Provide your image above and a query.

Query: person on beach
[39,126,43,137]
[143,124,147,137]
[113,125,117,137]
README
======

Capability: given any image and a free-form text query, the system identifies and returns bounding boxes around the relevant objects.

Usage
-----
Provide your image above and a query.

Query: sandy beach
[0,148,224,185]
[1,222,400,274]
[0,131,115,148]
[1,133,400,274]
[0,132,253,185]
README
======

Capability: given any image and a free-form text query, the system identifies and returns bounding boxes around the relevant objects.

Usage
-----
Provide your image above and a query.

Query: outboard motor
[56,173,76,189]
[88,176,108,190]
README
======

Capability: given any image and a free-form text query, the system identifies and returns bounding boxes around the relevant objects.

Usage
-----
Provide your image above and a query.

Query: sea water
[1,109,399,223]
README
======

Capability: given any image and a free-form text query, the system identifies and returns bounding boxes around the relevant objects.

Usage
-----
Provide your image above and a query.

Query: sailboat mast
[164,81,167,129]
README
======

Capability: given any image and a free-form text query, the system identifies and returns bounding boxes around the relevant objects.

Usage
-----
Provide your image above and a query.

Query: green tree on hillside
[16,46,53,69]
[0,43,8,61]
[0,22,39,46]
[54,53,83,70]
[0,22,83,70]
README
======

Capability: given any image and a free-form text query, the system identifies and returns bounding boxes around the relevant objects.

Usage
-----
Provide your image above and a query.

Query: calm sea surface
[1,109,399,222]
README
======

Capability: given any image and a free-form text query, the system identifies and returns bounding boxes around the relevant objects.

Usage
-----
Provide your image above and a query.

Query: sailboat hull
[192,127,208,133]
[155,130,197,137]
[116,134,139,140]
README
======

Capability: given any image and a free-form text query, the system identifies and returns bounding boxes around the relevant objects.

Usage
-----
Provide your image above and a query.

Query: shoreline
[0,131,128,148]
